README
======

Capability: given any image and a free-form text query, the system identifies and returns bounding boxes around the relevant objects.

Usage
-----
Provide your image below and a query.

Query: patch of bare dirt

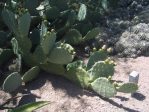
[0,57,149,112]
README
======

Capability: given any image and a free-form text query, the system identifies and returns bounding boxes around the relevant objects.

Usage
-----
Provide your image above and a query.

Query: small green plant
[9,101,50,112]
[0,94,50,112]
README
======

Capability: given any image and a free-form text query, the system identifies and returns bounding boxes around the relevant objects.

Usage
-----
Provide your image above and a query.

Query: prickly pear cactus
[66,61,90,88]
[2,9,32,53]
[2,72,22,92]
[87,50,108,70]
[0,4,138,98]
[2,9,18,35]
[88,61,115,81]
[83,27,101,42]
[117,83,138,93]
[47,43,75,64]
[22,66,40,83]
[91,77,117,98]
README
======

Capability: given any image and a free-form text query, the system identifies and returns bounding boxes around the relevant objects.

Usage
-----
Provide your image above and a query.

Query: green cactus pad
[18,12,31,37]
[48,43,75,64]
[22,66,40,83]
[83,27,101,41]
[88,61,114,81]
[11,38,19,56]
[66,67,90,88]
[2,72,22,92]
[41,31,56,55]
[63,29,82,45]
[0,49,13,66]
[117,83,138,93]
[91,78,116,98]
[87,50,108,70]
[77,4,87,21]
[32,46,46,64]
[2,9,32,53]
[2,9,18,35]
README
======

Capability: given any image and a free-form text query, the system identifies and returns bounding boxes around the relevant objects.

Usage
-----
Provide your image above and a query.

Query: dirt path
[0,57,149,112]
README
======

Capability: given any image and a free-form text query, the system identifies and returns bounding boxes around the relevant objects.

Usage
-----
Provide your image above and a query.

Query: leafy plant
[0,94,50,112]
[9,101,50,112]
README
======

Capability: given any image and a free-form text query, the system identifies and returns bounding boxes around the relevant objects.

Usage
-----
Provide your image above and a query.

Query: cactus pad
[63,29,82,45]
[22,66,40,83]
[2,72,22,92]
[117,83,138,93]
[66,67,90,88]
[48,43,75,64]
[77,4,87,21]
[91,77,116,98]
[88,61,114,81]
[87,50,108,70]
[40,31,56,55]
[83,27,100,42]
[2,9,18,35]
[18,12,31,37]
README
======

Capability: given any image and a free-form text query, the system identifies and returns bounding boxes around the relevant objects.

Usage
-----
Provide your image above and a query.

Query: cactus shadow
[42,72,95,98]
[16,73,142,112]
[99,96,140,112]
[131,92,146,101]
[17,90,41,107]
[115,96,129,101]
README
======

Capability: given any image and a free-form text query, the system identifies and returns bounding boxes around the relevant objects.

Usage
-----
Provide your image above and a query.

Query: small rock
[129,71,139,84]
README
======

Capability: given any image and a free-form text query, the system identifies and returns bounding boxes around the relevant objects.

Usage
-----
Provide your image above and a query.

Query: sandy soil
[0,57,149,112]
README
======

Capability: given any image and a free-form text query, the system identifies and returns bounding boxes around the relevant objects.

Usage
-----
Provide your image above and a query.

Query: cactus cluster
[0,0,138,98]
[27,0,112,45]
[65,50,138,98]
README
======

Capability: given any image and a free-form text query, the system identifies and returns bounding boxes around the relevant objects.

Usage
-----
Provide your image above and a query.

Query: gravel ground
[0,57,149,112]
